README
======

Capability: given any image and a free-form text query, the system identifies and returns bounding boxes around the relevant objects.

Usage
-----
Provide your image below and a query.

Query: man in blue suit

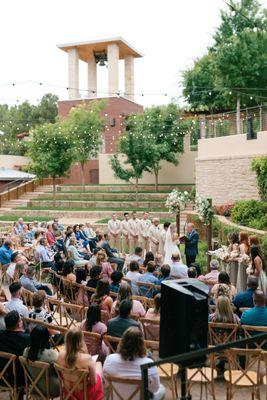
[101,233,125,272]
[184,223,199,267]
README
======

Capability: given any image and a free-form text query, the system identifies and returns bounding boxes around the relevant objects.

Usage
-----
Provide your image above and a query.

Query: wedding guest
[209,296,240,324]
[138,212,151,255]
[184,223,199,267]
[36,238,54,269]
[128,247,144,267]
[148,218,161,256]
[62,260,76,283]
[126,260,142,295]
[241,290,267,326]
[143,251,154,268]
[146,293,161,320]
[112,282,145,317]
[0,239,14,266]
[107,214,121,251]
[23,326,59,398]
[67,238,89,268]
[198,260,220,286]
[89,248,100,268]
[45,224,56,247]
[159,264,171,282]
[103,327,165,399]
[20,265,52,296]
[28,290,53,330]
[128,212,140,254]
[107,300,141,338]
[233,276,259,311]
[236,232,250,293]
[227,232,239,287]
[188,266,197,278]
[170,253,188,279]
[95,251,113,282]
[91,279,113,315]
[5,282,29,318]
[86,266,102,289]
[138,262,161,297]
[249,245,266,293]
[109,271,123,293]
[211,271,237,302]
[101,233,125,272]
[57,329,103,399]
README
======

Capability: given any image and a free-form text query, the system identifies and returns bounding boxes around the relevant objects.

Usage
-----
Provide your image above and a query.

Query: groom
[184,223,199,267]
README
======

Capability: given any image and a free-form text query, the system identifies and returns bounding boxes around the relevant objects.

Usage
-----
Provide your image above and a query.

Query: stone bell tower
[57,36,143,102]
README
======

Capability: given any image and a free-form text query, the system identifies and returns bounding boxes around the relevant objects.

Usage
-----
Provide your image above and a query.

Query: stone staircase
[0,185,54,210]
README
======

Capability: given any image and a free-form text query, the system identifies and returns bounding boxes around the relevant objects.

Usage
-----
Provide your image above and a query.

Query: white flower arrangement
[239,254,251,266]
[195,195,214,225]
[209,246,230,262]
[165,190,190,214]
[229,249,240,262]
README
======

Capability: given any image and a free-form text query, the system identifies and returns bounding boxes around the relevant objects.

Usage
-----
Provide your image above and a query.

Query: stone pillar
[87,59,97,97]
[107,44,119,96]
[124,55,134,101]
[68,48,80,99]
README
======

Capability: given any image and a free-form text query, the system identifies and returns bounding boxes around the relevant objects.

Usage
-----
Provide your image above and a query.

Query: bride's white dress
[164,226,181,266]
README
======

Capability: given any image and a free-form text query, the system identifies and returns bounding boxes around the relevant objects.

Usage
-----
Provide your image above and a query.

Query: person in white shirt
[148,218,161,256]
[5,281,29,318]
[158,222,171,257]
[120,213,130,254]
[126,260,143,295]
[103,327,165,400]
[108,214,121,251]
[138,212,151,256]
[170,253,188,279]
[128,212,139,254]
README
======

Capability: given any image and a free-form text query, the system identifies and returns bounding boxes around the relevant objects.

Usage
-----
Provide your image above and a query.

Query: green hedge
[231,200,267,230]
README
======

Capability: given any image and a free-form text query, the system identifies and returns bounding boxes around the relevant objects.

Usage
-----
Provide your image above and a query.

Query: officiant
[184,223,199,267]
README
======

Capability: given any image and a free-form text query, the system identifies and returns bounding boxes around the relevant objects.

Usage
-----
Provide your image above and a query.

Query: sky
[0,0,266,108]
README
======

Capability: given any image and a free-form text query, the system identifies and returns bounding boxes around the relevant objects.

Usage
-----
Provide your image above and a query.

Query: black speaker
[159,279,209,366]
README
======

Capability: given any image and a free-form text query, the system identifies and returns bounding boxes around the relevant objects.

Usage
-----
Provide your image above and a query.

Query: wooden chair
[136,281,158,298]
[223,348,262,399]
[105,375,141,400]
[21,288,34,309]
[59,301,84,328]
[242,325,267,350]
[208,322,240,346]
[186,354,217,400]
[83,330,102,356]
[157,363,179,400]
[132,295,149,310]
[103,335,120,354]
[19,356,55,400]
[54,363,90,400]
[61,278,77,303]
[0,351,17,400]
[140,317,160,341]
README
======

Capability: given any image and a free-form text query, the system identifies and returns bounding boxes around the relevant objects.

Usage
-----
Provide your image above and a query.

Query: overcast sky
[0,0,266,108]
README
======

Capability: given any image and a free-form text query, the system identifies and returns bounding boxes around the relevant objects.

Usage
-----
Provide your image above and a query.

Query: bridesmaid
[250,244,267,293]
[227,232,239,287]
[236,231,250,293]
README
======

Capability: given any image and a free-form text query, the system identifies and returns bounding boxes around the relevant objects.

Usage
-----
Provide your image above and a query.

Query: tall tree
[28,122,75,204]
[63,101,105,191]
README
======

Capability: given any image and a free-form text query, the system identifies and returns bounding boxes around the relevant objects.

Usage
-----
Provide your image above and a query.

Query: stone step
[36,192,168,201]
[27,200,166,209]
[58,184,195,193]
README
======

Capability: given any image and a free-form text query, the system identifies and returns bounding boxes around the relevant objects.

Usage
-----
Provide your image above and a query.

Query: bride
[164,223,181,265]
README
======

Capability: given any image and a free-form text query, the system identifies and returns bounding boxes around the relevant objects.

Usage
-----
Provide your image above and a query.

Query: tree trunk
[81,163,85,192]
[154,168,159,192]
[52,177,56,208]
[135,177,139,205]
[236,95,241,135]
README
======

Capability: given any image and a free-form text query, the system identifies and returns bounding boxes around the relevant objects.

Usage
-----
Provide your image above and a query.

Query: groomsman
[138,212,151,256]
[149,218,161,256]
[128,211,140,254]
[107,214,121,250]
[120,212,130,253]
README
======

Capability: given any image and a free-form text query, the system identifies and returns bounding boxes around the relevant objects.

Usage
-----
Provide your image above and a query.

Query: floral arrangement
[165,190,190,213]
[229,249,240,261]
[209,246,230,262]
[239,254,251,266]
[194,195,214,225]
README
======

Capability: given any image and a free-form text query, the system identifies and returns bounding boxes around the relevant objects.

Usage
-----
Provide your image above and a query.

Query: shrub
[214,204,234,217]
[231,200,267,229]
[252,156,267,201]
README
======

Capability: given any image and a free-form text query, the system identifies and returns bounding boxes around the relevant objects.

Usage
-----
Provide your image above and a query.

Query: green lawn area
[15,206,168,212]
[61,183,195,187]
[0,215,51,222]
[37,197,164,202]
[55,190,175,194]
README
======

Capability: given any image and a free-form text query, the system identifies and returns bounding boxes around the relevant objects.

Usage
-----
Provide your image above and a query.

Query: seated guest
[45,224,56,247]
[188,266,197,278]
[170,253,188,279]
[23,326,59,398]
[143,251,154,269]
[79,303,108,356]
[57,329,103,399]
[101,233,125,272]
[86,266,102,289]
[75,268,87,284]
[107,300,141,338]
[128,247,144,267]
[5,282,29,318]
[29,290,53,330]
[73,224,91,254]
[67,238,89,268]
[52,252,65,275]
[138,262,161,297]
[0,239,14,266]
[21,224,32,246]
[233,276,259,311]
[126,261,142,295]
[36,238,55,269]
[89,248,100,268]
[20,265,52,296]
[91,279,113,315]
[145,294,161,341]
[6,251,23,280]
[95,251,113,281]
[198,260,220,286]
[190,262,202,277]
[80,223,98,251]
[103,327,165,400]
[211,271,237,302]
[241,290,267,326]
[209,295,240,324]
[109,271,123,293]
[112,282,145,318]
[159,264,171,282]
[62,260,76,283]
[0,311,30,387]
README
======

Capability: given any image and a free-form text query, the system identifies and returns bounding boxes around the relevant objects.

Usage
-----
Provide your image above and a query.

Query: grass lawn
[37,197,164,202]
[55,190,174,194]
[15,206,168,212]
[61,183,195,187]
[0,215,51,222]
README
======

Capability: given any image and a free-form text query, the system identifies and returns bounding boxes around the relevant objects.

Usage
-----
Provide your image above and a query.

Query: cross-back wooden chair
[103,335,120,354]
[208,322,241,346]
[140,317,160,341]
[242,325,267,350]
[54,363,90,400]
[19,356,54,400]
[83,331,102,356]
[45,298,64,327]
[21,288,34,309]
[132,295,149,310]
[72,281,89,307]
[61,278,77,303]
[84,285,97,301]
[223,348,262,399]
[185,354,218,400]
[105,375,142,400]
[136,281,158,298]
[157,363,179,400]
[0,351,17,400]
[60,301,84,328]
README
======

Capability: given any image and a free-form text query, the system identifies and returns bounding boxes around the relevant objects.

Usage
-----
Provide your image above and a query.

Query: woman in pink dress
[145,293,161,340]
[91,279,113,316]
[96,251,113,282]
[111,282,146,318]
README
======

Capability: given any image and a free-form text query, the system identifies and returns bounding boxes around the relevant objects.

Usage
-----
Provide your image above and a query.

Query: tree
[63,101,105,191]
[27,122,75,204]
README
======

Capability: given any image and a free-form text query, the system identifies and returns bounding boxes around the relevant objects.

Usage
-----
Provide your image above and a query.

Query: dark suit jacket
[185,230,199,256]
[107,316,140,338]
[101,241,117,259]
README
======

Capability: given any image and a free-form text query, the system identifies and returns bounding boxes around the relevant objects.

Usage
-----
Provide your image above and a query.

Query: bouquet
[194,196,214,225]
[165,190,190,213]
[208,246,230,262]
[229,249,239,262]
[238,254,251,266]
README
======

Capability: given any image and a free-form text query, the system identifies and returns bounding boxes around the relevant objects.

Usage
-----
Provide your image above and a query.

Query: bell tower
[57,36,143,102]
